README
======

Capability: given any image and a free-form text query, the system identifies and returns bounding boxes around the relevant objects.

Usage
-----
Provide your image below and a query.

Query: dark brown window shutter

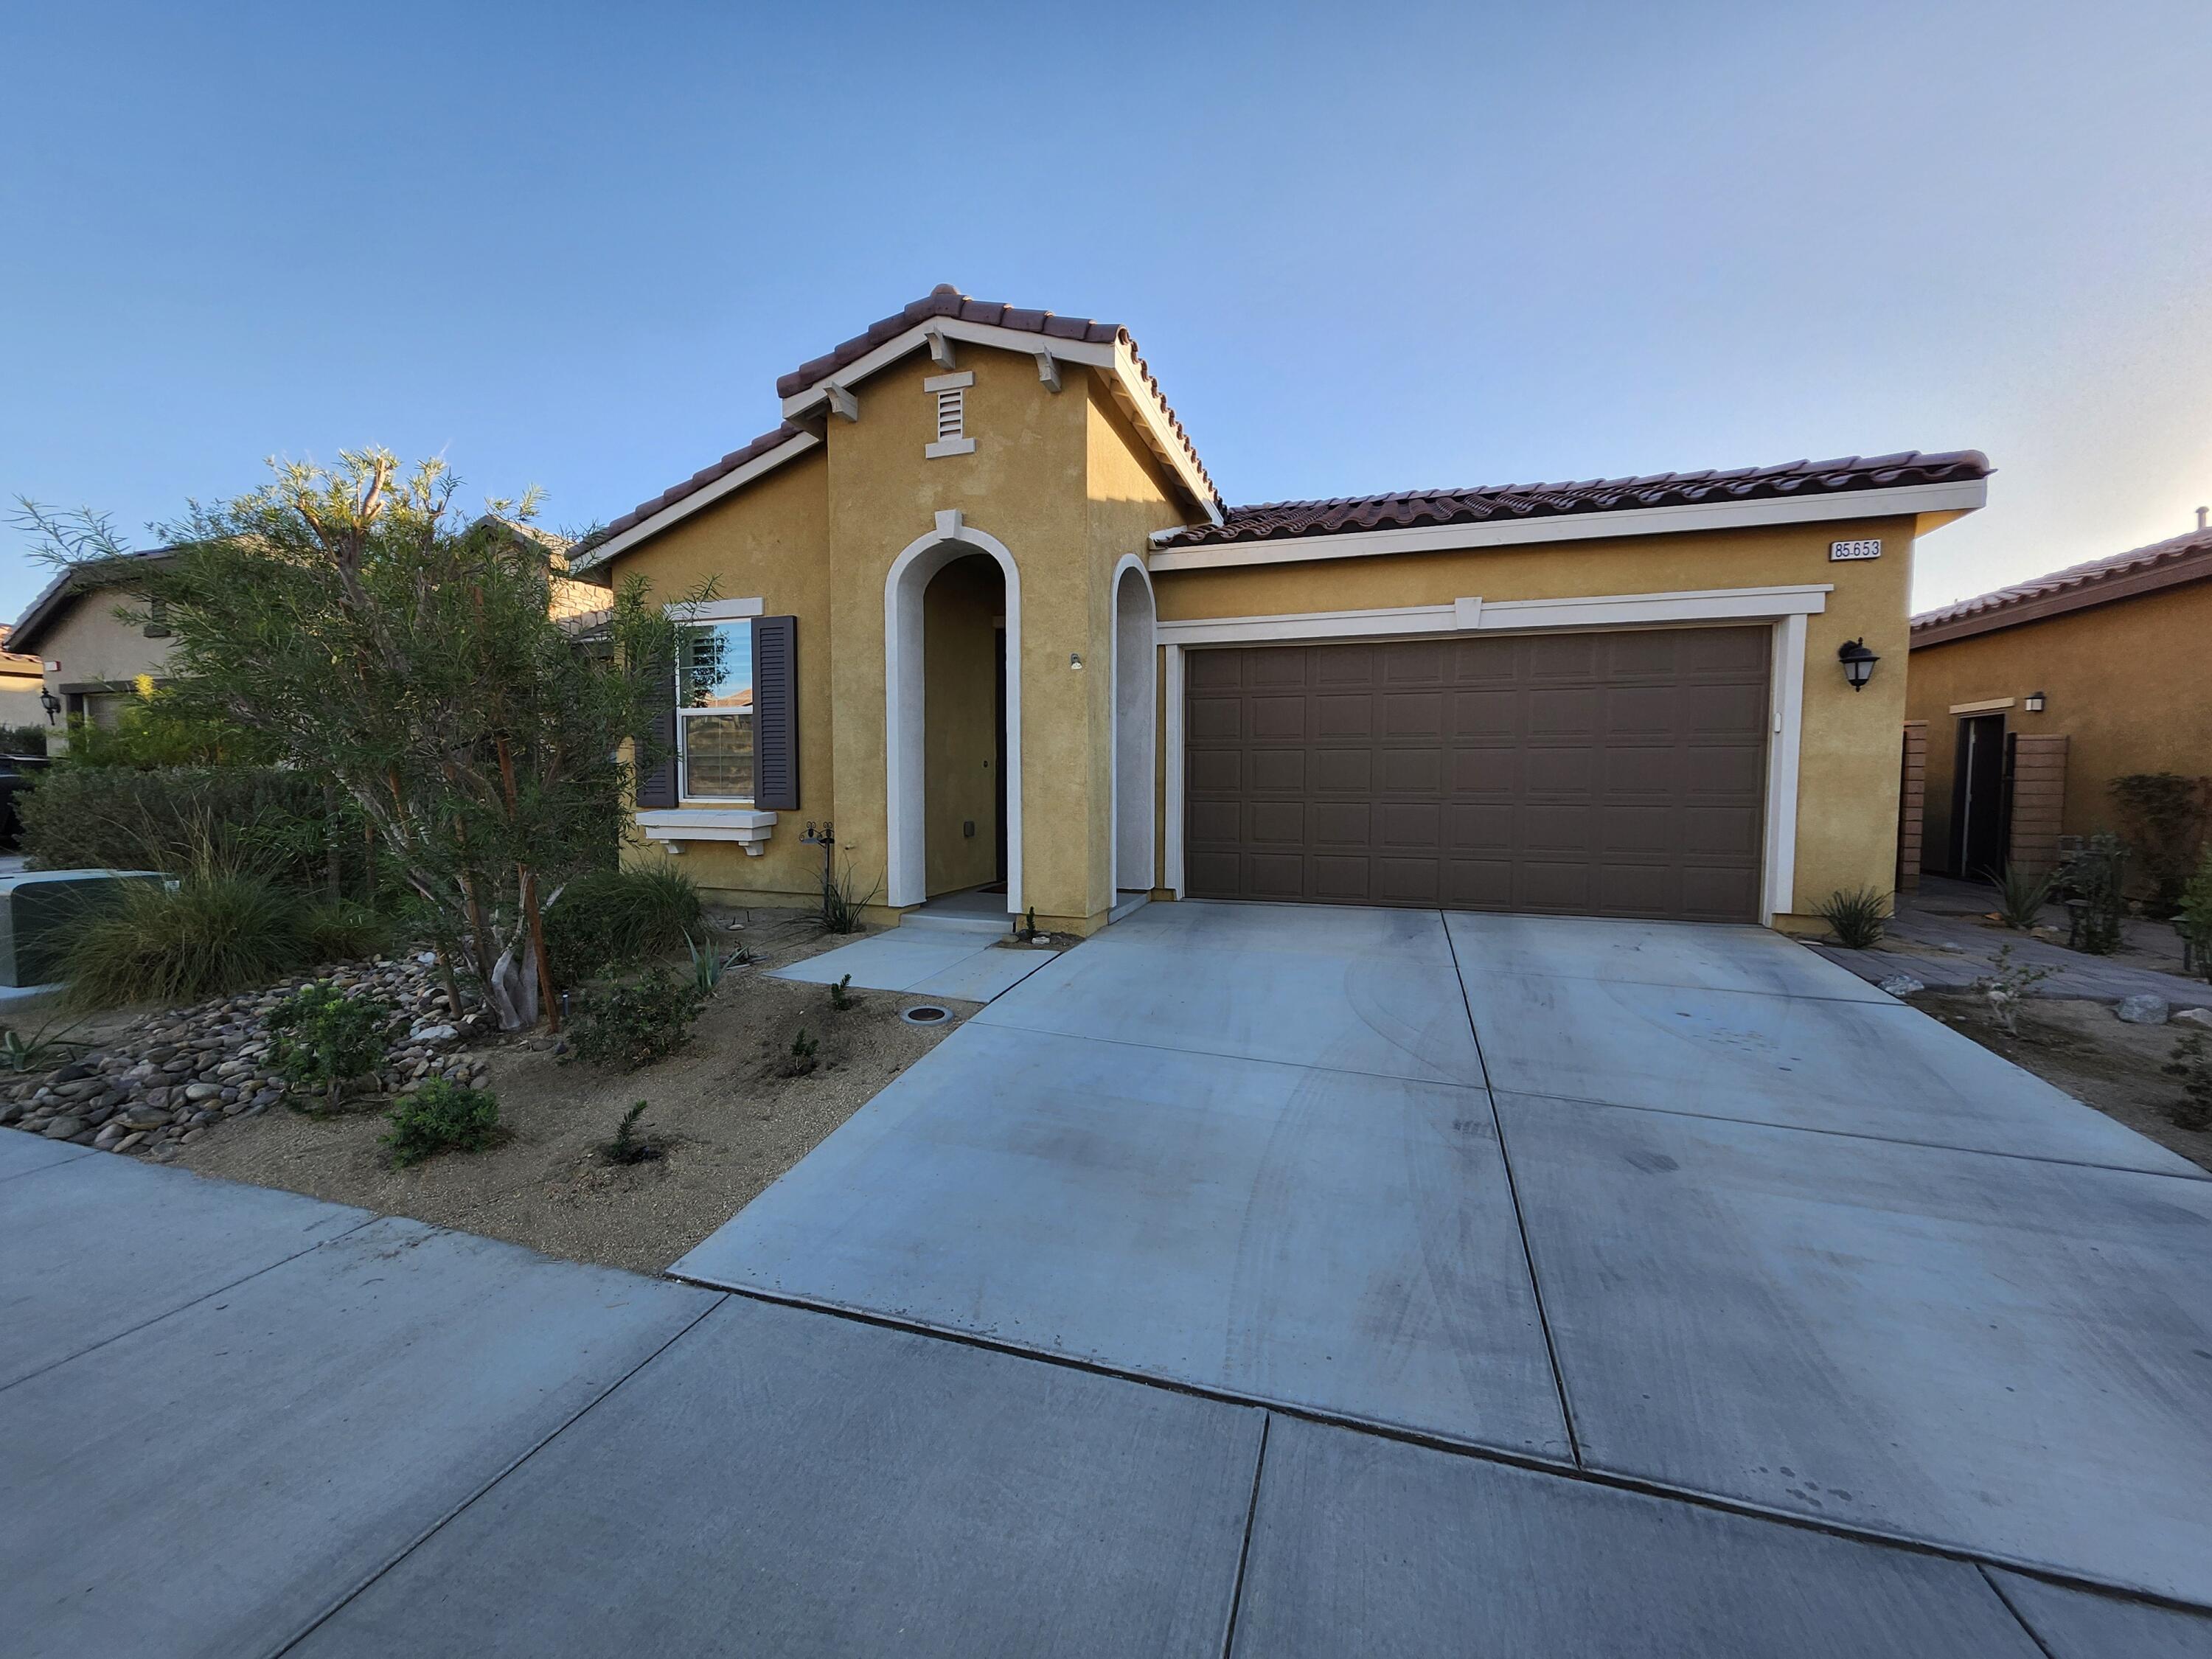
[635,661,678,809]
[752,615,799,812]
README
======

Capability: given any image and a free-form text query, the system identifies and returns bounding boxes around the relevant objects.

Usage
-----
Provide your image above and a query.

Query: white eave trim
[1147,479,1986,571]
[781,317,1222,525]
[571,430,822,570]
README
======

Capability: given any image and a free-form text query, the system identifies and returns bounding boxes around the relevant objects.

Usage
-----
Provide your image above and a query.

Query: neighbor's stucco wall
[922,553,1003,895]
[604,448,835,908]
[1907,577,2212,872]
[31,591,178,754]
[1152,513,1924,931]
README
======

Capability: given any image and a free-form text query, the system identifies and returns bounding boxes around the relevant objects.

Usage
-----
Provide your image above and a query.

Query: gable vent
[923,370,976,458]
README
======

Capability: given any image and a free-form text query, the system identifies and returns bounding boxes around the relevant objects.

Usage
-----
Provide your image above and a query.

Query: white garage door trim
[1157,584,1829,925]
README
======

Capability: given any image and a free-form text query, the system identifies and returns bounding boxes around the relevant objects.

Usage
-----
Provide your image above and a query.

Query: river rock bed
[0,955,495,1160]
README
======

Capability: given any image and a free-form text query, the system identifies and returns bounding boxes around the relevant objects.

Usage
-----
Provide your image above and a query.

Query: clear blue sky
[5,0,2208,625]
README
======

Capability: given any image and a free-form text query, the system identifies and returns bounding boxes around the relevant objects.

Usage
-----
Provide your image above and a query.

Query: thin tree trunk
[320,779,343,903]
[495,731,560,1032]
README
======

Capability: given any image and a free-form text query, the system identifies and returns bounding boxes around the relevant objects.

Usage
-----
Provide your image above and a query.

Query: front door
[1952,713,2008,877]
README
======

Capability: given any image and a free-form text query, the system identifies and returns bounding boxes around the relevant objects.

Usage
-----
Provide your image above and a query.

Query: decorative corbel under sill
[636,807,778,858]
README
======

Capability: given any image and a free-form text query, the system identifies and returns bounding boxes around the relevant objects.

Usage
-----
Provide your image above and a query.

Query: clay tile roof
[774,285,1216,505]
[1912,524,2212,636]
[591,422,813,547]
[1156,450,1991,549]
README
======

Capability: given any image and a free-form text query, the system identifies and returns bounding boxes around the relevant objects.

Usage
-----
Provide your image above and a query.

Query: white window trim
[638,807,777,858]
[1948,697,2016,714]
[1156,585,1826,925]
[674,608,761,806]
[665,596,763,623]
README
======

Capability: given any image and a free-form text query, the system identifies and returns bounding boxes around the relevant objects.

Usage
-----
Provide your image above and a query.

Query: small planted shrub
[1971,943,2058,1037]
[66,870,312,1008]
[686,932,743,998]
[779,1026,820,1077]
[603,1100,661,1166]
[268,981,393,1108]
[0,1015,83,1074]
[2178,846,2212,981]
[1991,866,2055,933]
[380,1077,502,1167]
[2057,834,2128,955]
[2107,772,2209,915]
[828,973,856,1012]
[563,967,705,1071]
[2166,1032,2212,1133]
[1815,886,1889,950]
[543,867,704,985]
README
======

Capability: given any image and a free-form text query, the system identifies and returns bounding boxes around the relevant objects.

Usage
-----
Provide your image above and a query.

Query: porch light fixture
[1837,637,1879,692]
[38,688,60,725]
[2025,689,2047,713]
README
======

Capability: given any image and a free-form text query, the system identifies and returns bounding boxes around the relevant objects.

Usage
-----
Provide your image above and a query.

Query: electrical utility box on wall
[0,871,165,987]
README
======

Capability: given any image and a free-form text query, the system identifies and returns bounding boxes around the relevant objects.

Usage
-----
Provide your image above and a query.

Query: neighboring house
[574,285,1990,936]
[8,549,180,751]
[1905,515,2212,880]
[0,627,47,731]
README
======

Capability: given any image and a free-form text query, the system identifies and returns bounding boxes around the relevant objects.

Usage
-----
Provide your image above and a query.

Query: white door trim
[884,516,1022,914]
[1110,554,1158,897]
[1155,585,1820,925]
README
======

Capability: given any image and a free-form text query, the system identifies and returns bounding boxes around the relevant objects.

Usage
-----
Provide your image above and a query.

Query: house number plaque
[1829,539,1882,561]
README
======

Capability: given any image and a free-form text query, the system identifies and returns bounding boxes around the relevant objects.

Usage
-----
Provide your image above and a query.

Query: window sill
[637,807,778,858]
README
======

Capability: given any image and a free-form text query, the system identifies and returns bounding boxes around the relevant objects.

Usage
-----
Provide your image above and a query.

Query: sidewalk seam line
[267,1290,728,1659]
[1217,1413,1271,1659]
[1978,1565,2062,1659]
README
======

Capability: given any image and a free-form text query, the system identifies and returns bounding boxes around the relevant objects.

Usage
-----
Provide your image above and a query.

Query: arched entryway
[884,521,1022,914]
[1112,555,1156,897]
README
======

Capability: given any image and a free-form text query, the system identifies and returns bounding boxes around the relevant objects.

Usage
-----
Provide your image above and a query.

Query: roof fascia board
[572,430,822,569]
[1147,479,1987,572]
[780,319,1222,524]
[1910,552,2212,648]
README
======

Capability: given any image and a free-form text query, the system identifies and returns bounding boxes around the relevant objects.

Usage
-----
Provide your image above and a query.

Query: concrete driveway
[10,902,2212,1656]
[676,900,2212,1610]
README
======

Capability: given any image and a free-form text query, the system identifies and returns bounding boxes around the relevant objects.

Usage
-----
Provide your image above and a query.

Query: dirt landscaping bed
[1912,990,2212,1175]
[175,915,967,1274]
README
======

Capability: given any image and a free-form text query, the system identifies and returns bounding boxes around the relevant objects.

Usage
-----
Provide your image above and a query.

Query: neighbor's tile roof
[1155,451,1992,549]
[1912,525,2212,636]
[10,547,178,656]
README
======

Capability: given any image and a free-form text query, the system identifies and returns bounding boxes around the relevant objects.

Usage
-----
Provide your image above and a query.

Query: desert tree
[15,451,693,1029]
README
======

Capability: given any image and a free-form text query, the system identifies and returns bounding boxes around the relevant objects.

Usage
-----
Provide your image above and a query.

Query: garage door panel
[1381,692,1444,739]
[1310,856,1372,900]
[1186,630,1767,922]
[1312,748,1373,792]
[1252,696,1309,740]
[1374,858,1441,905]
[1251,749,1305,793]
[1247,801,1306,846]
[1311,802,1371,846]
[1380,750,1443,793]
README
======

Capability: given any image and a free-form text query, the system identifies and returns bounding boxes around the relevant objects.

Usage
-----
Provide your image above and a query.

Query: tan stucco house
[1906,517,2212,878]
[576,285,1990,936]
[8,549,181,748]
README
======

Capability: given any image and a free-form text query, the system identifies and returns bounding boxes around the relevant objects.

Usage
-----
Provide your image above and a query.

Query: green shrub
[1991,865,2055,931]
[563,966,704,1070]
[2108,773,2209,914]
[300,900,392,963]
[2166,1032,2212,1134]
[18,763,356,888]
[1815,886,1889,950]
[2178,844,2212,981]
[0,724,49,756]
[65,871,313,1007]
[603,1100,659,1165]
[268,981,392,1107]
[380,1077,502,1167]
[542,867,703,985]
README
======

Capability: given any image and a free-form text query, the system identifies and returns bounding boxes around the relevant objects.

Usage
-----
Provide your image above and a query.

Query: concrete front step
[899,911,1009,938]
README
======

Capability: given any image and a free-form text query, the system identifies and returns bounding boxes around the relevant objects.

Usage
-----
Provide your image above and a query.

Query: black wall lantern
[2024,689,2047,713]
[38,688,60,726]
[1837,637,1880,692]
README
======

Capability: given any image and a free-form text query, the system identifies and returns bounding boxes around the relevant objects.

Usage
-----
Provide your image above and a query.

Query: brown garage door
[1184,627,1770,922]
